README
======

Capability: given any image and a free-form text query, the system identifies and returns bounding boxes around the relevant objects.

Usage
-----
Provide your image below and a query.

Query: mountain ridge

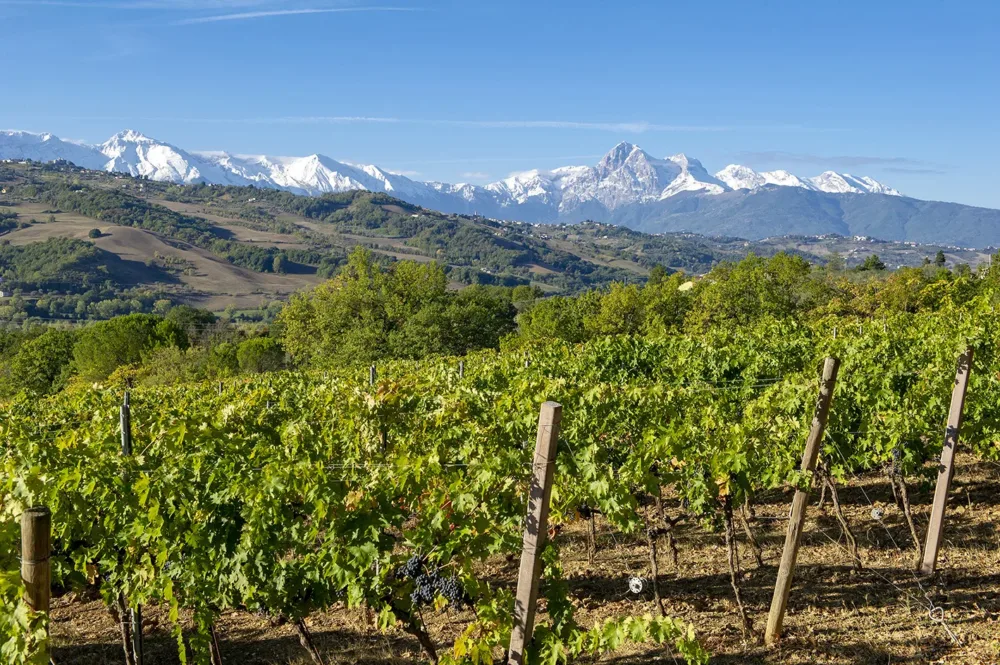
[5,129,1000,247]
[1,129,899,205]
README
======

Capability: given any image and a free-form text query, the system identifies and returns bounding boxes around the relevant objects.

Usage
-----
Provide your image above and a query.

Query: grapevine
[3,299,1000,662]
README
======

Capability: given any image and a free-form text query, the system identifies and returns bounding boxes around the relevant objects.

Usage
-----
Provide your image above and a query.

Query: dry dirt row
[47,461,1000,664]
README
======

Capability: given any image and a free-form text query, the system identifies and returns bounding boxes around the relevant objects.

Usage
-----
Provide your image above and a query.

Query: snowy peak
[98,130,208,183]
[597,141,643,173]
[596,143,679,191]
[809,171,900,196]
[666,153,699,170]
[851,175,900,196]
[761,169,812,189]
[589,146,728,204]
[105,129,155,144]
[596,146,680,203]
[715,164,899,196]
[663,154,728,197]
[715,164,816,191]
[0,129,107,170]
[716,164,767,191]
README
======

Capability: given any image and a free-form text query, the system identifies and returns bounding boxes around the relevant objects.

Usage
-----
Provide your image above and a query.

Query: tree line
[0,245,992,398]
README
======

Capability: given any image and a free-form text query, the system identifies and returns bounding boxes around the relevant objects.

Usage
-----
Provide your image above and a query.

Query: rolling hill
[0,160,993,322]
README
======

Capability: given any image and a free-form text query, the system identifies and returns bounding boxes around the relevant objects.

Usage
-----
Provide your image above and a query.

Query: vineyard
[2,298,1000,664]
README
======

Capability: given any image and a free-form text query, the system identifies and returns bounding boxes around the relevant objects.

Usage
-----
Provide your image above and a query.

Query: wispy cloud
[143,115,836,134]
[459,171,491,180]
[247,115,403,124]
[737,150,945,171]
[31,113,816,133]
[32,114,405,125]
[443,120,729,133]
[880,166,948,175]
[172,6,422,25]
[0,0,275,7]
[266,117,688,132]
[258,117,837,133]
[0,0,423,23]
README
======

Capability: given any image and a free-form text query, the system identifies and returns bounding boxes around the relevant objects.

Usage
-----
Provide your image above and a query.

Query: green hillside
[0,161,992,324]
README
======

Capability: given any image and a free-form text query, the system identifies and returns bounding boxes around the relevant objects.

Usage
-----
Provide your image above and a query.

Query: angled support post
[508,402,561,665]
[920,347,973,575]
[766,357,839,646]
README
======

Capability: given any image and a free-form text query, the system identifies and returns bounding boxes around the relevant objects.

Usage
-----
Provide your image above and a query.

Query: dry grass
[2,203,322,310]
[48,460,1000,664]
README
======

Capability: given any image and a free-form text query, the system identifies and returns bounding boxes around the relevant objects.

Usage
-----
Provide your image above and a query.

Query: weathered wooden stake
[458,360,464,379]
[21,506,50,664]
[765,357,839,646]
[920,347,973,575]
[120,392,144,665]
[508,402,561,665]
[369,364,377,387]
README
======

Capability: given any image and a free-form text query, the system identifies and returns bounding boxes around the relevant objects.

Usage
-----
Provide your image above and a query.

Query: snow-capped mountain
[446,143,730,216]
[100,130,232,185]
[715,164,814,191]
[0,130,109,171]
[714,163,901,195]
[1,129,903,220]
[807,171,901,196]
[6,128,1000,248]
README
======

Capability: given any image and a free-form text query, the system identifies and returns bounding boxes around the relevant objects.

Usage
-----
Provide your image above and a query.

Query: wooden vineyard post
[920,347,973,575]
[21,506,51,663]
[458,360,464,379]
[369,364,377,387]
[120,392,144,665]
[765,357,840,646]
[507,402,562,665]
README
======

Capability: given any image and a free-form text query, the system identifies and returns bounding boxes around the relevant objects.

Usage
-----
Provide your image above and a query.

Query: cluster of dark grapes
[395,555,469,608]
[399,554,425,580]
[436,575,466,605]
[411,573,439,606]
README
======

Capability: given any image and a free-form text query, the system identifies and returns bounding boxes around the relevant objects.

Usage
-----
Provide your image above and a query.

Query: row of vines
[2,296,1000,664]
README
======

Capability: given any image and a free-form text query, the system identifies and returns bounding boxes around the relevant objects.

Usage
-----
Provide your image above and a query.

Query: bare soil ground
[47,461,1000,664]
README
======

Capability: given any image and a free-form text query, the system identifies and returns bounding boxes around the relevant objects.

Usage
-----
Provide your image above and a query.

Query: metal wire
[824,444,961,645]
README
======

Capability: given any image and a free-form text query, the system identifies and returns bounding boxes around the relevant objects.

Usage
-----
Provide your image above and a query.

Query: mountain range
[4,129,1000,247]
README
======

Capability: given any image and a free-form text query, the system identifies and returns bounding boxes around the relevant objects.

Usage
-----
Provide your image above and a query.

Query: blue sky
[1,0,997,207]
